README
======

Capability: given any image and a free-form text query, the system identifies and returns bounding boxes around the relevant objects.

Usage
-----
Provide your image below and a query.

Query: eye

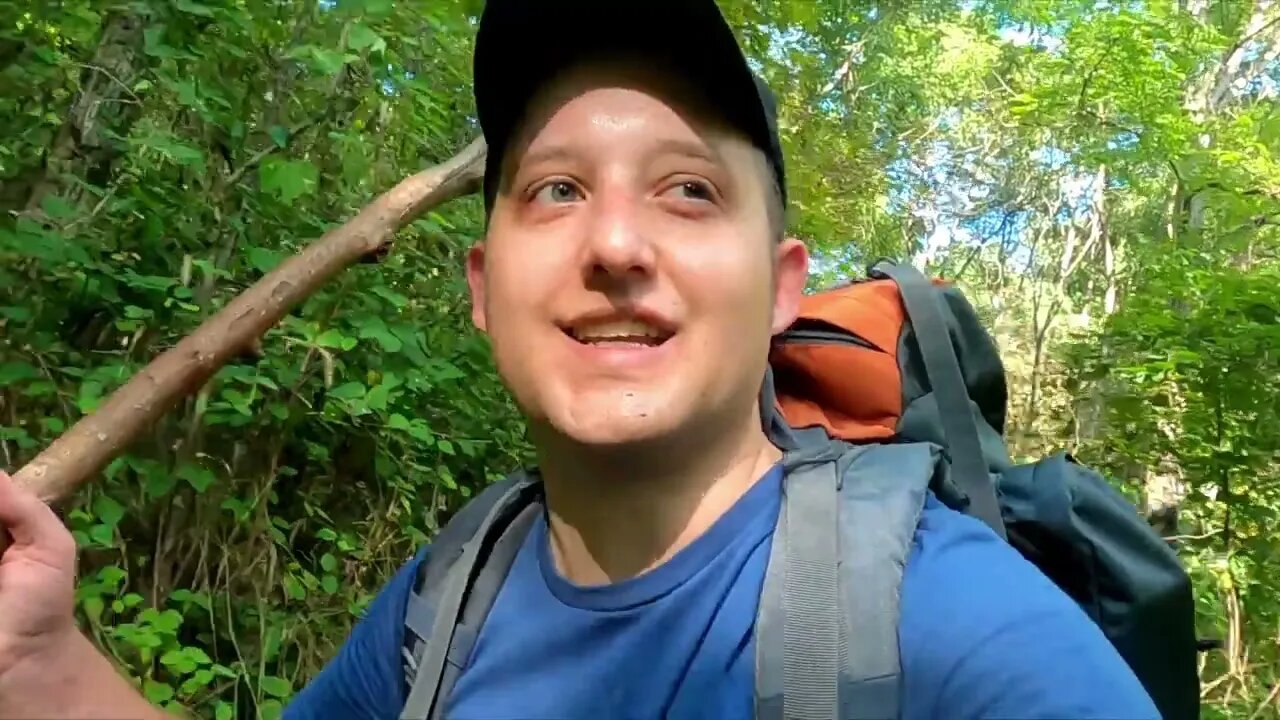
[661,180,716,202]
[532,180,583,204]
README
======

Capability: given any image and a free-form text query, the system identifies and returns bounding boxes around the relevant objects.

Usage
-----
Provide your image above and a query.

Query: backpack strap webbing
[401,475,525,688]
[872,261,1007,540]
[756,443,845,720]
[756,442,939,720]
[400,475,542,720]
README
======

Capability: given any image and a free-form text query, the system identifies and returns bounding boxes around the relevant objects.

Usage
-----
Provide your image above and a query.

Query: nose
[582,191,656,285]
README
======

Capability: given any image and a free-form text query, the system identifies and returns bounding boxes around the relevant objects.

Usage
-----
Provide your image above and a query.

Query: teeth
[572,320,667,342]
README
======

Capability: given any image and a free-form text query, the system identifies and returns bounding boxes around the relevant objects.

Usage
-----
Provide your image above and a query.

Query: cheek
[677,244,776,330]
[483,244,566,340]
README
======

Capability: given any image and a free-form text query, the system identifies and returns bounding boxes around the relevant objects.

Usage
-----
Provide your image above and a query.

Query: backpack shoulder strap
[871,260,1006,540]
[755,440,940,720]
[756,438,845,720]
[400,471,542,720]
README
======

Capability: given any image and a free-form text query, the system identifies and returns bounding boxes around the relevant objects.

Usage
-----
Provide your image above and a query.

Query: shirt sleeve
[899,496,1162,720]
[283,547,429,720]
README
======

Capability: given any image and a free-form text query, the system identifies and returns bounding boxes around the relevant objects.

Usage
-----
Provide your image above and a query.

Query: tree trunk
[21,12,146,218]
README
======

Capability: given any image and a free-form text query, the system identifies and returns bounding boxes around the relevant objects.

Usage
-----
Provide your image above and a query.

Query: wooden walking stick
[2,137,488,550]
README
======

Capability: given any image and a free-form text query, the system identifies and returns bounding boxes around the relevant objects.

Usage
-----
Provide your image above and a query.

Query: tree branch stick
[10,137,487,508]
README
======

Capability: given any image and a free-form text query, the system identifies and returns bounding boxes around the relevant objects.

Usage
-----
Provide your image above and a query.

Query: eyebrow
[650,138,723,166]
[517,145,580,169]
[517,138,725,170]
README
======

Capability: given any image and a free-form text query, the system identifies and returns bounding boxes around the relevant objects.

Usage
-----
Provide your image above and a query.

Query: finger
[0,469,65,550]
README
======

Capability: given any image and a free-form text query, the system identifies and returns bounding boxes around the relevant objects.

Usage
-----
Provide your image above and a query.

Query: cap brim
[473,0,775,207]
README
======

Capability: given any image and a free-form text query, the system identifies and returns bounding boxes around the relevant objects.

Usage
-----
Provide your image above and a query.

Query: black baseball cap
[472,0,787,213]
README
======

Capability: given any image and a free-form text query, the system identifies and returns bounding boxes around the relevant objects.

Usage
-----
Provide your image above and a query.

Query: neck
[533,407,782,586]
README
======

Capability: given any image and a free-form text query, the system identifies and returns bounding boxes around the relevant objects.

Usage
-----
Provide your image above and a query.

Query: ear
[466,242,488,333]
[770,237,809,335]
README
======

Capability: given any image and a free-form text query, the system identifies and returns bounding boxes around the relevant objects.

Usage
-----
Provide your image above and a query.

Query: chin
[547,390,688,449]
[558,419,675,449]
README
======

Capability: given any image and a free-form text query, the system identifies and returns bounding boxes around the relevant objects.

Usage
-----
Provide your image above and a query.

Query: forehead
[505,57,745,164]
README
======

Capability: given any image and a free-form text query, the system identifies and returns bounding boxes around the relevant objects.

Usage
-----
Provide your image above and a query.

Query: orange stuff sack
[768,261,1011,456]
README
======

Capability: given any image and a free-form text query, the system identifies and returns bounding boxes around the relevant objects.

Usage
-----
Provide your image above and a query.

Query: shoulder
[897,494,1160,720]
[283,546,430,720]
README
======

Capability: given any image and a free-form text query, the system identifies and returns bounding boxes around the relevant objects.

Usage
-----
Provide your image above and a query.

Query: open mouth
[561,320,675,348]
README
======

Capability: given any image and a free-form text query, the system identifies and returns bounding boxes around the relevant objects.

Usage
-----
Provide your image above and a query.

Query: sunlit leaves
[260,158,319,204]
[346,24,386,54]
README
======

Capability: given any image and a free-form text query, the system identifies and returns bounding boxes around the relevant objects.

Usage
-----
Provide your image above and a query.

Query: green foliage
[1,0,527,716]
[2,0,1279,717]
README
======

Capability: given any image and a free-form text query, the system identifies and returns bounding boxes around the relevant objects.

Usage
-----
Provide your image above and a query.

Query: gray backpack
[396,261,1200,720]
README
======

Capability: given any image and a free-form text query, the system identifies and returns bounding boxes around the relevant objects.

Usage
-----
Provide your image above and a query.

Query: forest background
[2,0,1278,717]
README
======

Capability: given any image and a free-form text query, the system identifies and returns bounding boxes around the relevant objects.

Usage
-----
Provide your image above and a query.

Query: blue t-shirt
[284,465,1160,719]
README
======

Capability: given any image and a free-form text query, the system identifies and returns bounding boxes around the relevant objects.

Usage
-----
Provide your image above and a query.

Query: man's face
[467,61,808,454]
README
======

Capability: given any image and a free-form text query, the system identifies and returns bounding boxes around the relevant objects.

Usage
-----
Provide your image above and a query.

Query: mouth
[560,317,676,349]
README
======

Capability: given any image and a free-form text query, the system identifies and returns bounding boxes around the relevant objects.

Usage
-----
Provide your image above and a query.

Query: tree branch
[10,137,487,507]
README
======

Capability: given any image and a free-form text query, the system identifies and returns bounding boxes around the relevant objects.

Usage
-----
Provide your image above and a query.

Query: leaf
[248,247,286,273]
[0,427,32,449]
[160,649,198,674]
[142,25,174,57]
[77,380,104,414]
[134,131,205,173]
[93,495,126,528]
[144,471,177,499]
[371,286,409,308]
[329,382,365,400]
[179,668,215,694]
[83,595,105,623]
[406,422,435,445]
[356,318,403,352]
[263,623,283,661]
[347,24,384,53]
[365,382,391,411]
[169,79,199,109]
[316,329,354,350]
[216,702,234,720]
[261,699,284,720]
[388,413,411,430]
[260,158,318,203]
[321,575,339,594]
[153,609,183,633]
[0,306,32,322]
[320,553,337,572]
[177,463,216,493]
[0,362,39,385]
[40,194,76,220]
[143,680,175,704]
[259,676,292,698]
[269,126,289,148]
[173,0,215,17]
[122,271,176,292]
[283,575,306,600]
[98,565,127,587]
[289,46,349,76]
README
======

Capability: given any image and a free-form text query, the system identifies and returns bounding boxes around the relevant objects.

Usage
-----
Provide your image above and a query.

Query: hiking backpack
[396,259,1200,720]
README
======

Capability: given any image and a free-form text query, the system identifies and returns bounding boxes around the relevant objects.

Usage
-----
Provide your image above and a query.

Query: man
[0,1,1162,718]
